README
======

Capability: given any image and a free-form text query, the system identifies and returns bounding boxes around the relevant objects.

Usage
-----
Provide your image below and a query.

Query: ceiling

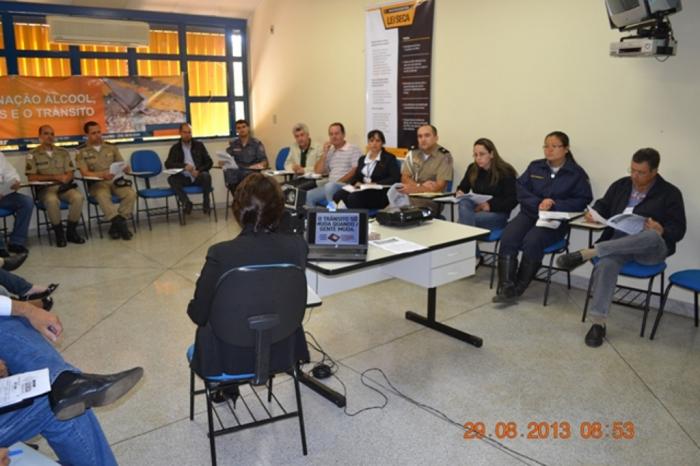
[3,0,262,19]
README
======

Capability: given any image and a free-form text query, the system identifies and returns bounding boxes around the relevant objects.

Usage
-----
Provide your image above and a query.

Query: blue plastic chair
[77,177,137,239]
[181,185,217,224]
[31,188,89,245]
[650,269,700,340]
[536,236,571,306]
[479,228,503,289]
[275,147,291,170]
[582,259,667,337]
[130,150,180,230]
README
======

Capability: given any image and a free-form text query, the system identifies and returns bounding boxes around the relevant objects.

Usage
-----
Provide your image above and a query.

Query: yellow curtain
[14,23,68,51]
[138,60,180,77]
[17,58,71,77]
[187,61,226,97]
[190,102,229,137]
[0,59,6,77]
[80,59,128,77]
[137,29,179,55]
[186,31,225,56]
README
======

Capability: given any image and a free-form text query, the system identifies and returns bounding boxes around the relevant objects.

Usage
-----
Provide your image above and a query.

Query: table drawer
[431,243,474,268]
[430,258,475,288]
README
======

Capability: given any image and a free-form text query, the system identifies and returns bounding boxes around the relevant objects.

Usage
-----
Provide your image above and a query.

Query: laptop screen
[307,210,368,247]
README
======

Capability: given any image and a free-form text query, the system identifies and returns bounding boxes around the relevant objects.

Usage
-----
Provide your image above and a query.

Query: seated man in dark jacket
[165,123,214,215]
[557,148,686,348]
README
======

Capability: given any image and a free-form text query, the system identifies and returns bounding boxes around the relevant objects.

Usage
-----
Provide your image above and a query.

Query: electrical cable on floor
[303,331,548,466]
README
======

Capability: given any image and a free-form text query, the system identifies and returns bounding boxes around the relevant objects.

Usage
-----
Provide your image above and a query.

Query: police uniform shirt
[226,137,266,168]
[26,146,74,175]
[76,143,124,173]
[402,145,454,184]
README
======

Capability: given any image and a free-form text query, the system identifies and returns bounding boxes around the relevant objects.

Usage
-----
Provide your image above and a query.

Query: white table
[304,219,489,406]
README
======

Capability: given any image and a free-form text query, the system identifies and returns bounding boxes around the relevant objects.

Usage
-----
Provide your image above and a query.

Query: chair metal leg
[81,214,89,239]
[543,253,555,307]
[582,268,595,322]
[190,369,196,420]
[211,191,218,222]
[640,275,656,337]
[650,283,673,340]
[225,190,230,221]
[144,198,153,231]
[267,376,273,403]
[489,240,499,289]
[205,384,218,466]
[695,292,699,328]
[293,365,308,455]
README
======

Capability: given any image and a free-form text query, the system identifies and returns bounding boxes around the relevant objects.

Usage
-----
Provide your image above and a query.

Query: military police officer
[222,119,268,195]
[76,121,136,240]
[26,125,85,248]
[398,124,454,216]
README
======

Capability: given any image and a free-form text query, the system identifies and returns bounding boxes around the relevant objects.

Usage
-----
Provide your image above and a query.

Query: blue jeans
[305,182,342,207]
[457,198,509,230]
[0,269,33,296]
[0,192,34,248]
[0,317,117,466]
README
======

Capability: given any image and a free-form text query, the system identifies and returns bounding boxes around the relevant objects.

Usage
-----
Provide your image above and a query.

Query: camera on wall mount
[605,0,682,58]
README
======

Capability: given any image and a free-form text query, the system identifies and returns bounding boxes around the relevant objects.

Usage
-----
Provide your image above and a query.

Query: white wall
[249,0,699,310]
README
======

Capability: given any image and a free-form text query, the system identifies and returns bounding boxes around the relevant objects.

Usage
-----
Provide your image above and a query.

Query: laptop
[306,209,369,262]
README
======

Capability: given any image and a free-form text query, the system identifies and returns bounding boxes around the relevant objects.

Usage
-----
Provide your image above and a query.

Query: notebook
[306,209,369,262]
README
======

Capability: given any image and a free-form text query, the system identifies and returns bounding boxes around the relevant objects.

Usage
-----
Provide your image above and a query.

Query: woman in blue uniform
[493,131,592,303]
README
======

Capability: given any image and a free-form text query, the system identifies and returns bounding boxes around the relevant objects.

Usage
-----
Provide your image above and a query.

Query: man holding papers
[556,148,686,347]
[455,138,517,230]
[76,121,136,240]
[165,123,214,215]
[0,152,33,257]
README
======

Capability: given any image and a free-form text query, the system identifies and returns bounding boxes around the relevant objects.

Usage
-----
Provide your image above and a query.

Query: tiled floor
[19,212,700,465]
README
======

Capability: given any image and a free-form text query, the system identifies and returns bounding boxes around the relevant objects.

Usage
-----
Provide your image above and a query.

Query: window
[0,4,248,149]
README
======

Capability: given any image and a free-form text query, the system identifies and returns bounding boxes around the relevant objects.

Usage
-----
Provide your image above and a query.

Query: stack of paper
[370,237,426,254]
[588,206,646,235]
[536,210,584,229]
[341,184,387,193]
[110,161,127,179]
[433,192,493,204]
[216,151,238,169]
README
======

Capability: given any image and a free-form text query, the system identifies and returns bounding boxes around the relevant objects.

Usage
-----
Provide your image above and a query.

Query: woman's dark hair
[467,137,517,187]
[367,129,386,145]
[545,130,577,164]
[232,173,285,232]
[632,148,660,170]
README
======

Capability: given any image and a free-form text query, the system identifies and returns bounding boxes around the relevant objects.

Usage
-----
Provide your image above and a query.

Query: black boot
[53,223,67,248]
[117,215,133,240]
[514,256,542,297]
[66,221,85,244]
[108,217,121,240]
[492,255,518,303]
[49,367,144,421]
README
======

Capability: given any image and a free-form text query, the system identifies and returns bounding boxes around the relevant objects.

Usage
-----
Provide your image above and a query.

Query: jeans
[0,269,33,296]
[0,192,34,248]
[588,230,668,318]
[457,198,509,230]
[0,317,117,466]
[305,182,342,207]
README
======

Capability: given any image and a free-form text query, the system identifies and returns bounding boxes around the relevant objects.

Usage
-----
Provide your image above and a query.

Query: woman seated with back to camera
[332,129,401,209]
[455,137,518,231]
[493,131,592,304]
[187,173,309,402]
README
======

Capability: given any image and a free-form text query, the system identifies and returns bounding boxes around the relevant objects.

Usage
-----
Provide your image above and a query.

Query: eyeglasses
[627,167,652,176]
[542,145,564,150]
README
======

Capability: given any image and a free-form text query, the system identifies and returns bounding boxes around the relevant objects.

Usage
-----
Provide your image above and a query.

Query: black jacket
[456,163,518,214]
[593,175,686,255]
[347,150,401,186]
[187,227,309,376]
[517,158,593,219]
[165,139,213,171]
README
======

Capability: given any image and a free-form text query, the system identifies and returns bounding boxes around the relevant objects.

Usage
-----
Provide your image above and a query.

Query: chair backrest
[275,147,291,170]
[208,263,307,384]
[130,150,163,176]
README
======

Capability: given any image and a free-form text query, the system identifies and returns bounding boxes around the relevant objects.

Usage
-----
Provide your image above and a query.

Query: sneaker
[585,324,606,348]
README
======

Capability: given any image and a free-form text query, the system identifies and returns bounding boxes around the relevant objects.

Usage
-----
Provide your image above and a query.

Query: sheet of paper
[216,151,238,169]
[302,173,322,179]
[162,168,183,175]
[463,192,493,204]
[607,213,646,235]
[538,210,583,221]
[7,442,60,465]
[0,368,51,409]
[370,236,427,254]
[432,195,461,204]
[109,161,127,179]
[535,218,562,229]
[341,185,357,193]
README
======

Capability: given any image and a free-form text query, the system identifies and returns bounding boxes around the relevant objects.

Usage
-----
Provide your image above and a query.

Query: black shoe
[50,367,144,421]
[117,216,133,241]
[108,218,121,240]
[66,221,85,244]
[1,253,27,271]
[557,251,586,271]
[210,385,240,405]
[21,283,59,301]
[8,244,29,254]
[493,255,518,304]
[53,224,67,248]
[585,324,606,348]
[184,201,193,215]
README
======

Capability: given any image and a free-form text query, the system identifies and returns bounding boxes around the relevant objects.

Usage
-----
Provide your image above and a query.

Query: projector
[610,38,677,57]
